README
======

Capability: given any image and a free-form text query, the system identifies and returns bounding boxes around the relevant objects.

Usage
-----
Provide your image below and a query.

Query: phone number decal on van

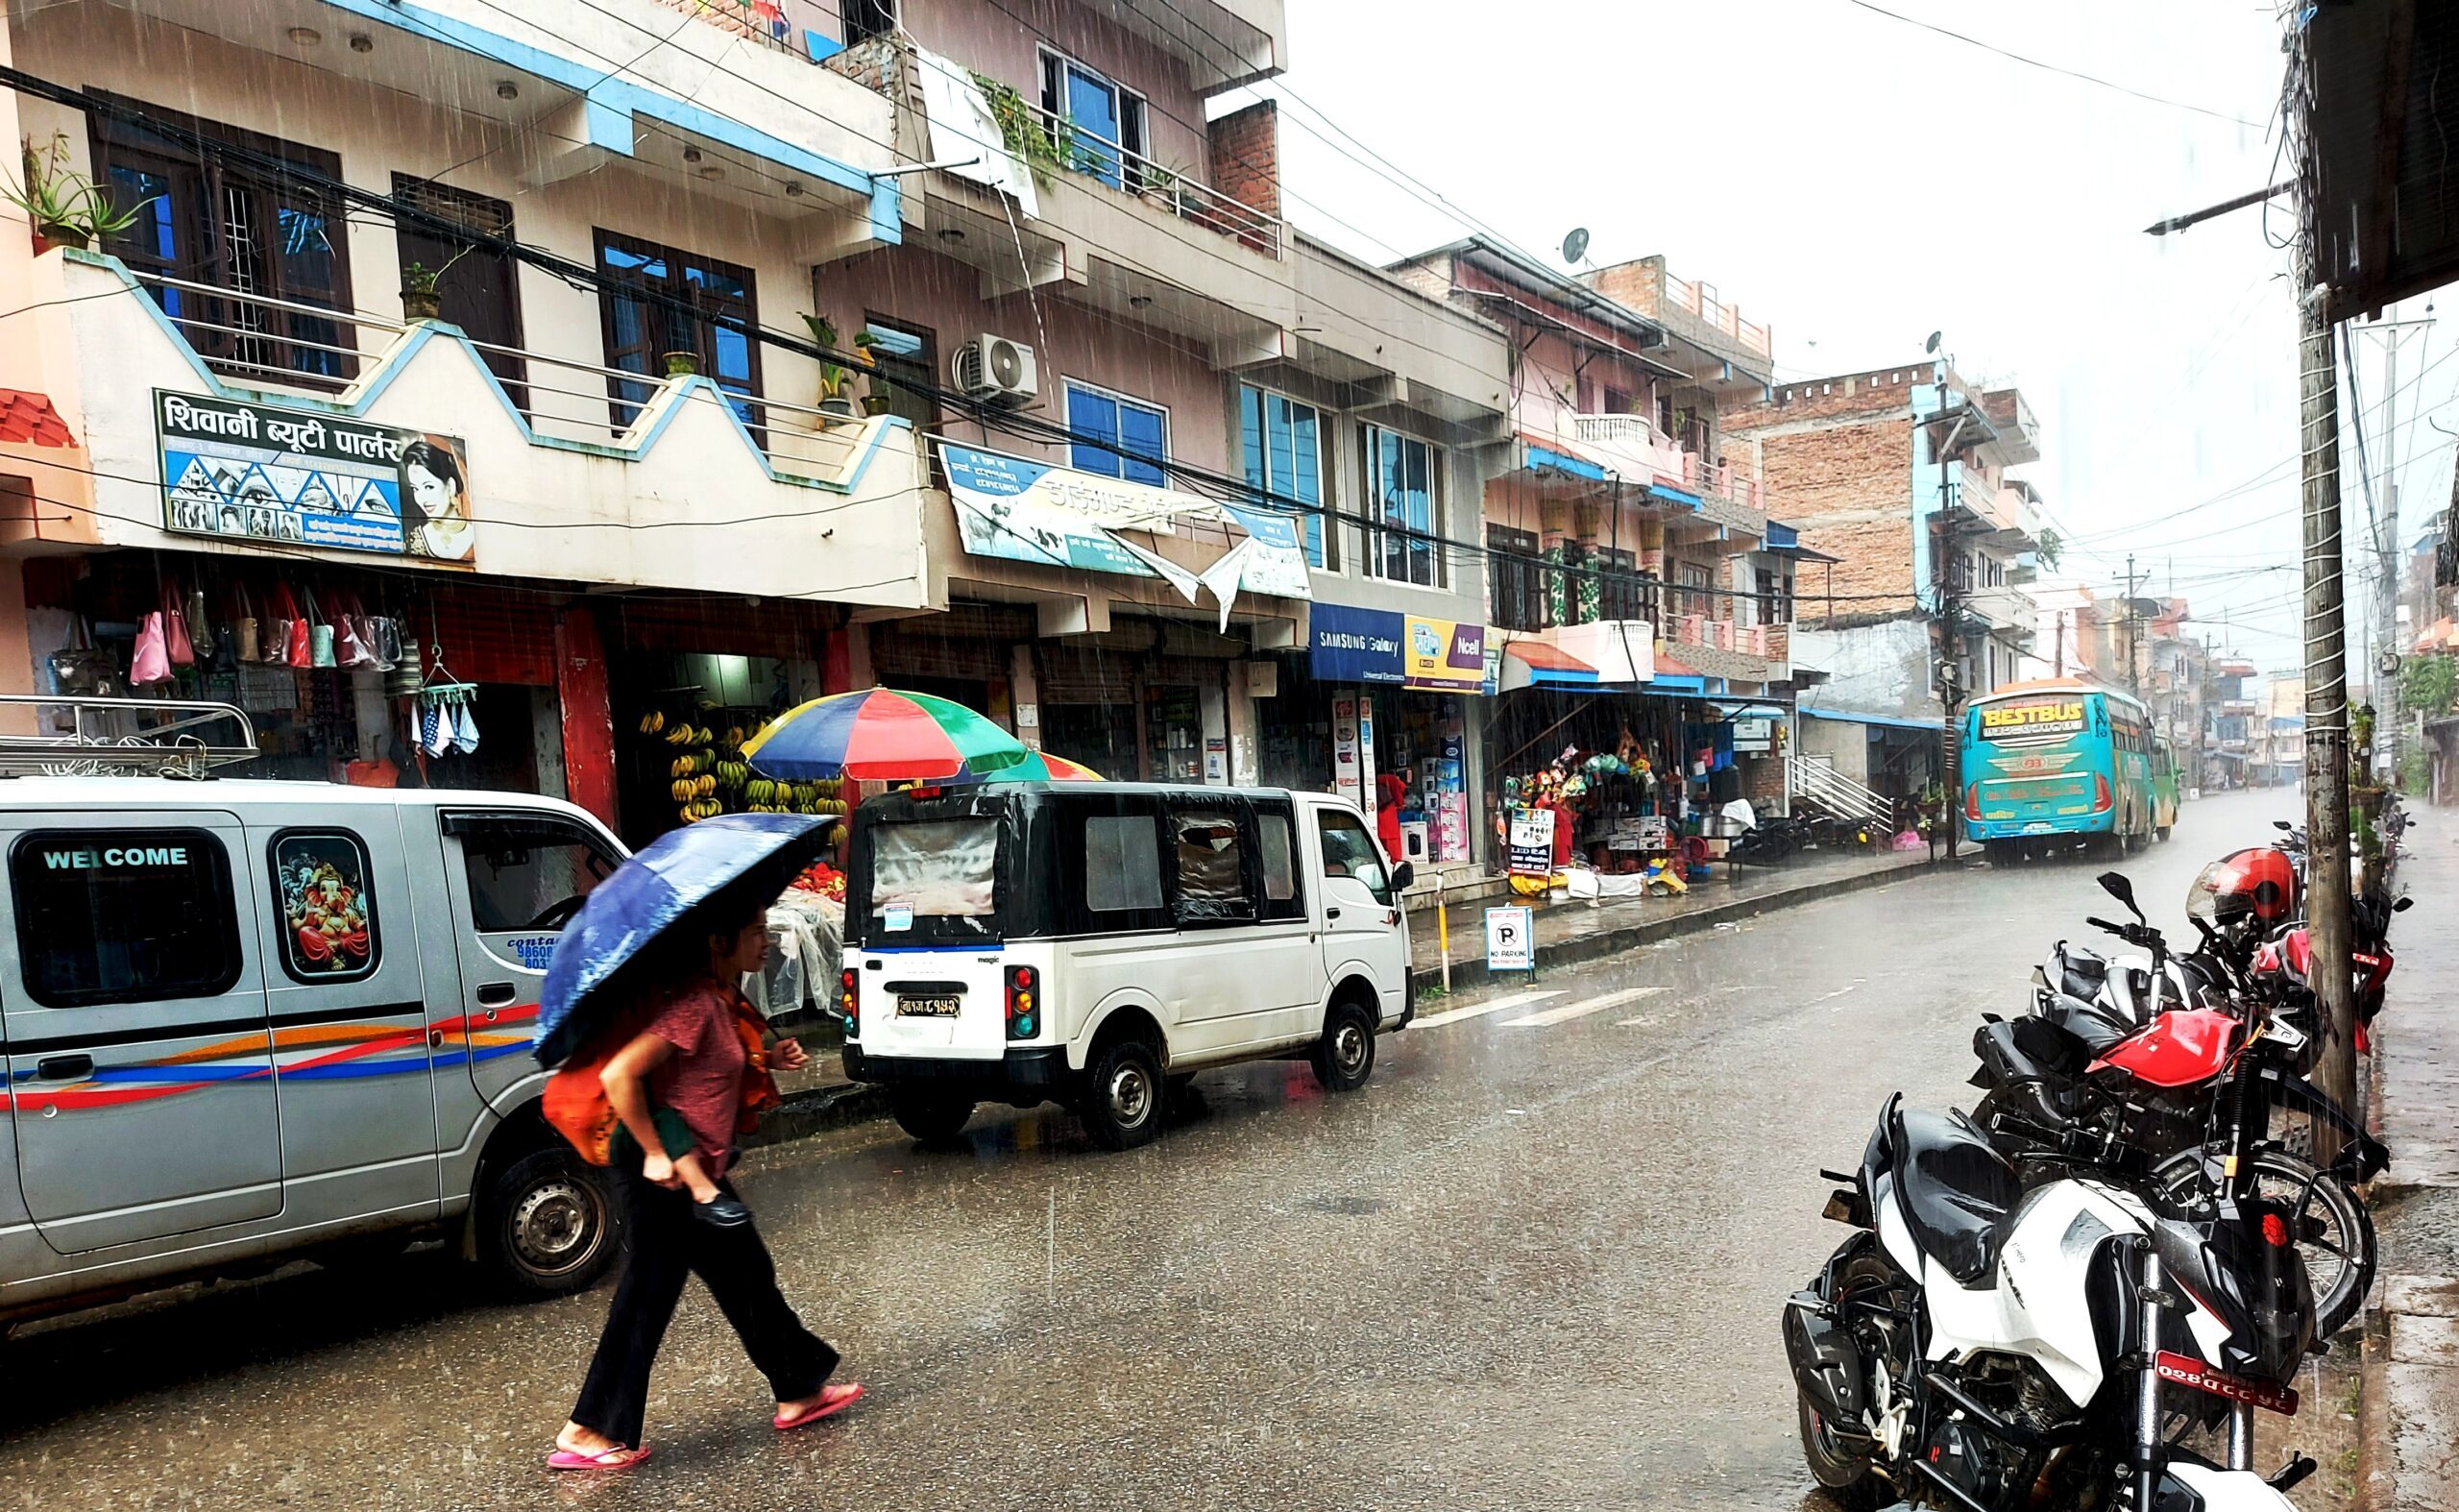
[504,934,559,971]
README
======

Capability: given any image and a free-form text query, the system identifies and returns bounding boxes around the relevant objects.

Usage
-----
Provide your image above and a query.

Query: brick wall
[1742,414,1919,619]
[659,0,794,46]
[1207,100,1280,223]
[1584,256,1668,322]
[823,33,901,92]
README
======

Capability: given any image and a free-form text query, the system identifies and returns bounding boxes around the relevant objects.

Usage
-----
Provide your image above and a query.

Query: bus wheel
[2156,824,2173,843]
[1983,841,2014,867]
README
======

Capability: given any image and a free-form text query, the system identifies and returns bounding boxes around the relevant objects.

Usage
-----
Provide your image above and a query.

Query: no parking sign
[1485,905,1533,974]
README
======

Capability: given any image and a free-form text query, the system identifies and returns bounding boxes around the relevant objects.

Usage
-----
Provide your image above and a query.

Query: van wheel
[1079,1038,1164,1151]
[480,1147,619,1299]
[1310,998,1377,1093]
[889,1089,975,1145]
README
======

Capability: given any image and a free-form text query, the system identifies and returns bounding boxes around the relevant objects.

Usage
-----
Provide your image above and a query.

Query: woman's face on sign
[407,462,462,519]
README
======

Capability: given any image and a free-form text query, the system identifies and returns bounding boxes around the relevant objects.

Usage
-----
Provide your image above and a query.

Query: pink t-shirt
[645,983,748,1174]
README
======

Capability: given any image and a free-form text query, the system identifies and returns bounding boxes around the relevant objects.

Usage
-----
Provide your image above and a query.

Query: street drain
[1304,1195,1387,1215]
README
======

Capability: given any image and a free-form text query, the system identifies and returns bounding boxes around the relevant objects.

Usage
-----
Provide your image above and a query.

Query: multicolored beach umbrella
[975,750,1106,784]
[742,687,1030,781]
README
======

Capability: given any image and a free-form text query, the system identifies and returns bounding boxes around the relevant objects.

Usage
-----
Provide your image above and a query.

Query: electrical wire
[1838,0,2266,128]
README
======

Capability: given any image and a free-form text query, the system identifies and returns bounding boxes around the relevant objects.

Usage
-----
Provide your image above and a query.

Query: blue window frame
[1240,383,1327,569]
[1362,425,1438,586]
[1066,383,1168,486]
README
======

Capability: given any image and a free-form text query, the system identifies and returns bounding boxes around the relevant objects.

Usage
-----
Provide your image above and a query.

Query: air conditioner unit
[952,334,1038,404]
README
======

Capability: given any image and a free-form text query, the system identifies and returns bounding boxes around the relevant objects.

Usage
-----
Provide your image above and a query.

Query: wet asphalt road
[0,791,2300,1511]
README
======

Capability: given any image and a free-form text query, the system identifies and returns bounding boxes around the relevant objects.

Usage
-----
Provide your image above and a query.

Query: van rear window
[870,818,998,932]
[9,829,244,1007]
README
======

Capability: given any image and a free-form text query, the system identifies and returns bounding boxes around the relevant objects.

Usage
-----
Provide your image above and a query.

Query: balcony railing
[1660,270,1772,359]
[1670,616,1785,658]
[1569,413,1765,511]
[657,0,802,57]
[1024,101,1283,257]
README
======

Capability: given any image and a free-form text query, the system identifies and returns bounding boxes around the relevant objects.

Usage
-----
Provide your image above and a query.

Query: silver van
[0,700,629,1327]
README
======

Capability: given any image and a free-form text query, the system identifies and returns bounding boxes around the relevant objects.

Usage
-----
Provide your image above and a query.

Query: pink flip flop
[773,1382,864,1431]
[547,1445,652,1472]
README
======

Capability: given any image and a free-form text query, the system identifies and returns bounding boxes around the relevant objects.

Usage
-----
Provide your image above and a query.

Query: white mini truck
[840,782,1416,1149]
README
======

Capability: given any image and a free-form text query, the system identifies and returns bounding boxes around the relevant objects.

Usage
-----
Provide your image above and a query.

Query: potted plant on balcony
[802,315,874,422]
[398,246,471,323]
[6,133,151,254]
[663,350,700,378]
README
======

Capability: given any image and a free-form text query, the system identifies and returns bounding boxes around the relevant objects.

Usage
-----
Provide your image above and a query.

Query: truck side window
[450,816,619,935]
[1172,807,1254,923]
[9,829,243,1007]
[1253,803,1306,922]
[269,831,378,983]
[1316,811,1392,906]
[1085,815,1163,913]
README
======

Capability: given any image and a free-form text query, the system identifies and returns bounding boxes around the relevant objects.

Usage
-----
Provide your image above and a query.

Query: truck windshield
[868,817,999,938]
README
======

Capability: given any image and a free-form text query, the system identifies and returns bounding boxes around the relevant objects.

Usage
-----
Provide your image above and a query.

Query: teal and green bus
[1960,678,2171,861]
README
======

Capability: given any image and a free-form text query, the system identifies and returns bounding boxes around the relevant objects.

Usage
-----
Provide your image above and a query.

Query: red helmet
[2187,847,2299,929]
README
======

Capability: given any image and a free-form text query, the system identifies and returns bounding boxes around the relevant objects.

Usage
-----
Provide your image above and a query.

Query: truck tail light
[2091,773,2113,814]
[1006,964,1037,1040]
[838,968,859,1035]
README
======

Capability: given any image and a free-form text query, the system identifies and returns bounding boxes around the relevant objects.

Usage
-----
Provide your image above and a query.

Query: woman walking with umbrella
[537,813,864,1472]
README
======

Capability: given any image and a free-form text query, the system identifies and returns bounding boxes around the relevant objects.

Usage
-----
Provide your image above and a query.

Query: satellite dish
[1924,331,1942,354]
[1562,228,1590,265]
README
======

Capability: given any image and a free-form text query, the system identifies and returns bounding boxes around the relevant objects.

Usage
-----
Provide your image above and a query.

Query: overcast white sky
[1221,0,2442,677]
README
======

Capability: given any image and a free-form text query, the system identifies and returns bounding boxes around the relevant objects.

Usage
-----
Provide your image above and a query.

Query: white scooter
[1784,1095,2315,1510]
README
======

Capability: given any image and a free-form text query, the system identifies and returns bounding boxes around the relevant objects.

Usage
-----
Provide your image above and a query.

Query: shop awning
[1521,434,1610,482]
[1800,706,1941,733]
[1499,638,1608,692]
[1645,652,1710,695]
[1645,482,1703,511]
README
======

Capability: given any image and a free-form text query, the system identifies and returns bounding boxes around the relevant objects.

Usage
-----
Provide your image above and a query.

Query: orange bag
[541,991,781,1164]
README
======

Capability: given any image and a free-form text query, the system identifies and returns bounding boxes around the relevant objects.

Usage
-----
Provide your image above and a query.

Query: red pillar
[555,605,619,829]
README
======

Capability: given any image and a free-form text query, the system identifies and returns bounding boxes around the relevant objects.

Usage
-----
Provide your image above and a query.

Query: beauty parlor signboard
[158,391,476,566]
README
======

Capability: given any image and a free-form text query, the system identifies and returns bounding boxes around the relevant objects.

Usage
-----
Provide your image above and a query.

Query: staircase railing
[1789,753,1890,826]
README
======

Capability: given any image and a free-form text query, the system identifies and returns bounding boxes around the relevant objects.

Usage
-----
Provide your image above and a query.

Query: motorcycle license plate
[897,995,961,1017]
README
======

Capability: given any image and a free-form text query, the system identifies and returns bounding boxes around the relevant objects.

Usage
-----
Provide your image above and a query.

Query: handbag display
[267,583,302,667]
[132,610,171,687]
[47,618,127,698]
[185,584,211,659]
[234,584,260,664]
[304,589,337,670]
[162,580,195,669]
[335,596,370,669]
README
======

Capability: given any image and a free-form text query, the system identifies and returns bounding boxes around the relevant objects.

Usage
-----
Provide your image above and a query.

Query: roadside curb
[1406,852,1982,999]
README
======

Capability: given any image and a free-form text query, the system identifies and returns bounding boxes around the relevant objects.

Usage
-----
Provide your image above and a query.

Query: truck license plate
[897,995,961,1017]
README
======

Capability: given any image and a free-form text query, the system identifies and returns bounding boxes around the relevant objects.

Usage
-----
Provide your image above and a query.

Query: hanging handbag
[185,584,211,659]
[335,593,373,669]
[234,584,261,664]
[305,588,337,670]
[132,610,172,687]
[47,618,127,698]
[374,616,404,671]
[210,588,240,674]
[266,583,300,666]
[275,584,309,668]
[162,580,195,669]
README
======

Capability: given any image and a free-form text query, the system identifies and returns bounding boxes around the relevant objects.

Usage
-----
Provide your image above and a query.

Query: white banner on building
[910,45,1039,217]
[939,443,1311,617]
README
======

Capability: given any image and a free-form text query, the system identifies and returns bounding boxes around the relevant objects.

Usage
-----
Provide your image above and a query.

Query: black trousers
[569,1165,839,1449]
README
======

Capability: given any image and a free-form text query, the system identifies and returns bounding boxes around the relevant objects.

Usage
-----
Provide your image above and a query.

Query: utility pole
[1933,355,1964,862]
[2123,554,2142,697]
[2055,609,2066,677]
[2293,201,2359,1135]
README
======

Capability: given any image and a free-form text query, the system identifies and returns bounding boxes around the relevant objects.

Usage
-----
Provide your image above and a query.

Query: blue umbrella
[535,812,836,1066]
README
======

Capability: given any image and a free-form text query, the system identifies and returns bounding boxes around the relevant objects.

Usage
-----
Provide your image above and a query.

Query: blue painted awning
[1646,483,1704,511]
[1801,706,1940,732]
[1765,522,1799,549]
[1525,442,1608,482]
[1648,673,1708,694]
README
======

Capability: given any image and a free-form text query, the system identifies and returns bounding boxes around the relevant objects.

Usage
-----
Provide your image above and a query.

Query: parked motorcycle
[1972,873,2381,1337]
[1785,1094,2314,1510]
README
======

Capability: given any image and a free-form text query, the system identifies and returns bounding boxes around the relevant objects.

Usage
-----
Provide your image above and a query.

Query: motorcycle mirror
[2095,870,2145,923]
[2274,819,2293,831]
[2395,894,2414,913]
